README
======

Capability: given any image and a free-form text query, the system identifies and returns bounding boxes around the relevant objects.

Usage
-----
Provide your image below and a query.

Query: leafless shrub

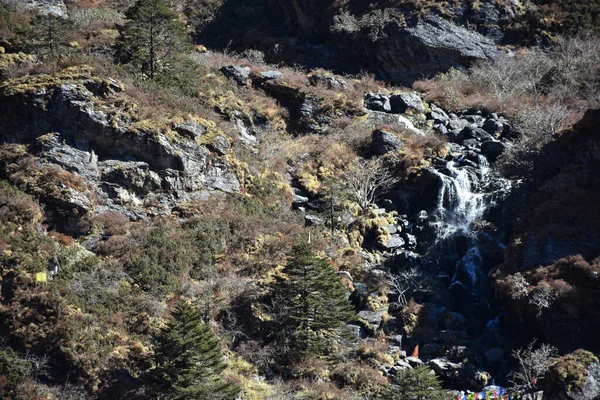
[549,36,600,101]
[22,351,51,381]
[385,268,430,307]
[529,281,555,317]
[508,340,558,386]
[344,159,400,211]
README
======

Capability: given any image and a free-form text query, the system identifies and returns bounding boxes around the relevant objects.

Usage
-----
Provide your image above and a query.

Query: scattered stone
[358,306,388,332]
[220,65,251,86]
[305,214,325,226]
[481,140,506,161]
[382,234,405,250]
[390,92,426,114]
[173,121,207,140]
[364,93,391,112]
[308,73,347,89]
[430,104,450,123]
[371,129,404,155]
[482,119,504,137]
[258,70,283,80]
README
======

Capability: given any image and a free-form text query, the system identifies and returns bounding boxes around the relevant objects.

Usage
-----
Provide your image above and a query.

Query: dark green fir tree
[150,300,238,400]
[116,0,189,78]
[270,242,356,361]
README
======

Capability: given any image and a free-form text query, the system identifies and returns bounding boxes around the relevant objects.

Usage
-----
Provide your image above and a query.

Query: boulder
[545,350,600,400]
[405,356,424,367]
[458,126,495,143]
[430,104,450,124]
[358,306,388,332]
[448,118,470,131]
[173,121,207,140]
[480,140,506,161]
[482,119,504,137]
[308,73,347,89]
[428,358,462,375]
[258,70,283,80]
[371,129,404,155]
[364,93,391,112]
[391,360,413,374]
[390,92,426,114]
[382,234,404,250]
[220,65,251,86]
[304,214,325,226]
[441,311,467,330]
[298,96,331,132]
[353,14,499,85]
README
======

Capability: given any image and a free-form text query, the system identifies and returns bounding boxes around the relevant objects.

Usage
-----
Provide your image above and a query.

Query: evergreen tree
[270,242,356,361]
[382,365,452,400]
[117,0,189,78]
[25,14,73,57]
[150,300,238,400]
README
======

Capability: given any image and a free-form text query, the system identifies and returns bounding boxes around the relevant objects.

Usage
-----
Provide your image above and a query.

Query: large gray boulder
[390,92,426,114]
[220,65,251,86]
[350,14,499,85]
[371,129,404,155]
[364,93,391,112]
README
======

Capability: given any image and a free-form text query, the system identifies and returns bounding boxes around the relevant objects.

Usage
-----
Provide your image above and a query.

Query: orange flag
[411,344,419,358]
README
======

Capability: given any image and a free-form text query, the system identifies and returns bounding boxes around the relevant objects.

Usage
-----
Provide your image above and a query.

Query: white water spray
[431,157,490,294]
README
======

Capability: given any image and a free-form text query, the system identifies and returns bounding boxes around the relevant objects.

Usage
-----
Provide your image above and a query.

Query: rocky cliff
[493,108,600,353]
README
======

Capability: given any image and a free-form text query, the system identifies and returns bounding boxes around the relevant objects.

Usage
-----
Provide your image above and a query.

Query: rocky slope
[0,65,241,232]
[1,0,599,398]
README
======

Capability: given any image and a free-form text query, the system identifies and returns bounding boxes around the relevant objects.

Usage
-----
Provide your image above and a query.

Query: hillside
[0,0,599,399]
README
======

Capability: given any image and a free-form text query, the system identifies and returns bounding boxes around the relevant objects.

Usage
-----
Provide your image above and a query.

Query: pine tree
[117,0,189,78]
[270,242,356,361]
[382,365,452,400]
[150,300,238,400]
[26,14,73,57]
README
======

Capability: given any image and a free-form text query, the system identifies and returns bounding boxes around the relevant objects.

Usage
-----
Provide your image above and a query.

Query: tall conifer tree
[150,300,237,400]
[270,242,356,361]
[117,0,189,78]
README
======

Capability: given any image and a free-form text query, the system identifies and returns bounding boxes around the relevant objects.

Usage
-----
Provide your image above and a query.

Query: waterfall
[430,158,491,295]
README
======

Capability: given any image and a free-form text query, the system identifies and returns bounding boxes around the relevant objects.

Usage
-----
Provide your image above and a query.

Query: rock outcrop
[0,67,241,229]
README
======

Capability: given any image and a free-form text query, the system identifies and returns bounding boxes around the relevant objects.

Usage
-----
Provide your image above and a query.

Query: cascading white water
[430,157,491,295]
